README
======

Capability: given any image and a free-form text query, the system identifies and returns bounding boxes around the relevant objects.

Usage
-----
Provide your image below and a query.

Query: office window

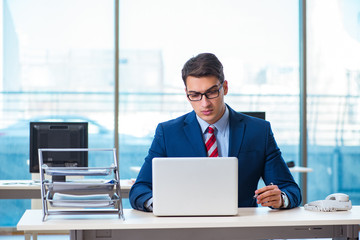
[307,0,360,203]
[2,0,359,230]
[118,0,300,180]
[0,0,114,226]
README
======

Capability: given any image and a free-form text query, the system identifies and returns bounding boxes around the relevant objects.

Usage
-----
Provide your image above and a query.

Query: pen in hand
[253,182,273,199]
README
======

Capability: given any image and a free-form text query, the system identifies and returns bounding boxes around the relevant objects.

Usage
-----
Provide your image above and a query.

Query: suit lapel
[184,111,207,157]
[228,106,245,157]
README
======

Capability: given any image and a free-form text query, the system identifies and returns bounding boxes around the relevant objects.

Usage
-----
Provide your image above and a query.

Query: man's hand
[254,184,283,208]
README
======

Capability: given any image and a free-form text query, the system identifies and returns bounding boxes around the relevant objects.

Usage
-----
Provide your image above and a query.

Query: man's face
[185,76,228,124]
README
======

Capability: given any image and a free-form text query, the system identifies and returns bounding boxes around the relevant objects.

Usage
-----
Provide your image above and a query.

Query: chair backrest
[240,112,266,120]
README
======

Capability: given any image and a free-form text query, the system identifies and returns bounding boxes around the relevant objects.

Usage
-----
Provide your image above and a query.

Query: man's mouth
[202,109,213,116]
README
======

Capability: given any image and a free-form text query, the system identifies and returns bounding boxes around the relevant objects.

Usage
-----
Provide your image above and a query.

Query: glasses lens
[188,93,201,101]
[206,90,220,99]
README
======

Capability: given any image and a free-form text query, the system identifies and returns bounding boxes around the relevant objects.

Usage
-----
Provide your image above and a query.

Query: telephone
[304,193,352,212]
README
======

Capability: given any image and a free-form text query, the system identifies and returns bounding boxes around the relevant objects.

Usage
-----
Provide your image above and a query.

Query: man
[129,53,302,211]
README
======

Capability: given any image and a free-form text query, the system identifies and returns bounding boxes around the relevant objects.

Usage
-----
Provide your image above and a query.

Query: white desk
[0,180,133,199]
[0,180,42,199]
[289,166,313,173]
[18,207,360,240]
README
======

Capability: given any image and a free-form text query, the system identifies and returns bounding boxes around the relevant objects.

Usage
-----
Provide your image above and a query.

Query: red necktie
[205,125,219,157]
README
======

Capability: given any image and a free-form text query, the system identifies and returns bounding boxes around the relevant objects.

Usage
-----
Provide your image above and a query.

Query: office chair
[240,111,295,168]
[240,112,266,120]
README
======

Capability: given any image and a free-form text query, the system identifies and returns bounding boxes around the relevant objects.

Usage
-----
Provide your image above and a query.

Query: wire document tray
[39,148,124,221]
[44,167,114,176]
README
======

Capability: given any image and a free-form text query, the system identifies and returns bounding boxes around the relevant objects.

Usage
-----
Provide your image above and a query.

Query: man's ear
[223,80,228,95]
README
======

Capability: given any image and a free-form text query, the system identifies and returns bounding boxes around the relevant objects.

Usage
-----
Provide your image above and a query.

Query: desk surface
[0,180,133,199]
[289,166,313,173]
[17,206,360,231]
[0,180,133,189]
[0,180,42,190]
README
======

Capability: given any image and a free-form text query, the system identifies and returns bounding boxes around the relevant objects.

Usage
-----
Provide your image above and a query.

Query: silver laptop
[152,157,238,216]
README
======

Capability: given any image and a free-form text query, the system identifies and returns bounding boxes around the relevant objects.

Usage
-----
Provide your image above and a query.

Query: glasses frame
[186,83,224,102]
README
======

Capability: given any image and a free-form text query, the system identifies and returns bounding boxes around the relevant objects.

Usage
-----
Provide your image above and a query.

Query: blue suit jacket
[129,105,302,211]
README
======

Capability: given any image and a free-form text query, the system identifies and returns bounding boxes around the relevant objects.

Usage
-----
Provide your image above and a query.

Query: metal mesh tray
[47,192,120,208]
[46,181,116,194]
[43,166,114,176]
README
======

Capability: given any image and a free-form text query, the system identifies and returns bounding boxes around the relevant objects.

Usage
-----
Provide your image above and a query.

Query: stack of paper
[50,193,116,208]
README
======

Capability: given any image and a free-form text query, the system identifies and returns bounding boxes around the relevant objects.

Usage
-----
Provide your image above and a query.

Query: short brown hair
[181,53,224,86]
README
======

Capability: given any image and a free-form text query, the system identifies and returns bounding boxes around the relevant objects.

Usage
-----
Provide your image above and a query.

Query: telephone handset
[304,193,352,212]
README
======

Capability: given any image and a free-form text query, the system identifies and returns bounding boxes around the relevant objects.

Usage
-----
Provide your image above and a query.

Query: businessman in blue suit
[130,53,302,211]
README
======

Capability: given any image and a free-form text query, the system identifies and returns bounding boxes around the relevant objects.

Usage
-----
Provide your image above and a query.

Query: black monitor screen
[29,122,88,174]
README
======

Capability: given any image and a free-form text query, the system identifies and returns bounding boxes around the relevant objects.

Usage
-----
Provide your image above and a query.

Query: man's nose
[200,96,211,107]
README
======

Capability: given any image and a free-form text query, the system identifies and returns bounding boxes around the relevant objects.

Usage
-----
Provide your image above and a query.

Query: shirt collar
[196,105,229,136]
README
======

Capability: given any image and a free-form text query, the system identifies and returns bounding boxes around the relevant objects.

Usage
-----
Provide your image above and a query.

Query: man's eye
[206,90,218,95]
[189,93,200,98]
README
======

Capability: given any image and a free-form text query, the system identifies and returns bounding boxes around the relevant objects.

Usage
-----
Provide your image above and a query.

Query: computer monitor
[29,122,88,181]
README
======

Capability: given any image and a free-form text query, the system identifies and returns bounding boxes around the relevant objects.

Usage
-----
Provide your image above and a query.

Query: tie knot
[208,125,215,134]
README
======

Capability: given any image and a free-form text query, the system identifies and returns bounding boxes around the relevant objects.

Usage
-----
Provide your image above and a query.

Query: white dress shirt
[196,106,230,157]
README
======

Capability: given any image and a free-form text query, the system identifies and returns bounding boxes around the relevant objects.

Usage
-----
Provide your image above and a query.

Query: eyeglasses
[187,83,223,101]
